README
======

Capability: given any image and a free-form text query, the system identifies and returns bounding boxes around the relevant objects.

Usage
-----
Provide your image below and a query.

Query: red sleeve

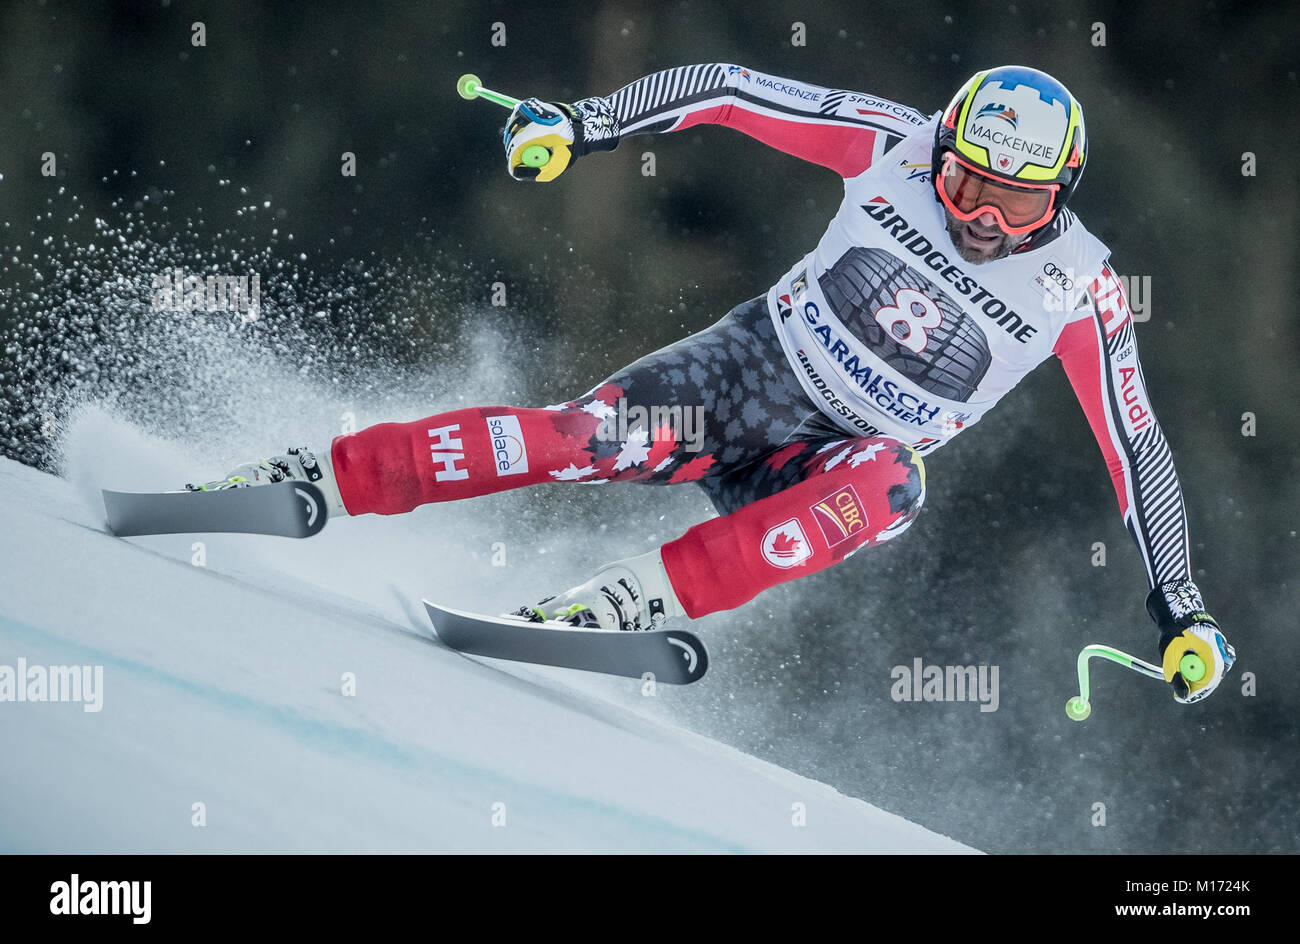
[1053,265,1192,588]
[607,63,927,178]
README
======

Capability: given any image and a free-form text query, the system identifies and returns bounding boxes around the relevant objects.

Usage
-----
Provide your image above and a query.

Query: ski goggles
[937,151,1060,234]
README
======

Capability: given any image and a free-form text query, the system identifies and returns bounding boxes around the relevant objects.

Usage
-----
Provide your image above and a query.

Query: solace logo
[50,874,151,925]
[485,415,529,476]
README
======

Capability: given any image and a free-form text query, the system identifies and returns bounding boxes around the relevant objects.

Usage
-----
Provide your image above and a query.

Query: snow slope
[0,450,977,853]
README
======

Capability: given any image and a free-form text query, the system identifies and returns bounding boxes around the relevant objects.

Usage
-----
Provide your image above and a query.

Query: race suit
[329,64,1193,616]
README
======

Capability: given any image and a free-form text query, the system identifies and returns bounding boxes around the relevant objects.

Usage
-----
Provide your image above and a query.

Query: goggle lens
[938,152,1059,234]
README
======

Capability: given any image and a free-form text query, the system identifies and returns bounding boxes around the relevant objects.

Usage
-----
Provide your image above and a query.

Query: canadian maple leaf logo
[762,519,812,569]
[770,532,803,558]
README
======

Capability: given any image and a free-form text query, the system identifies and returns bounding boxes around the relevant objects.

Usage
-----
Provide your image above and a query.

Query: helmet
[932,65,1086,233]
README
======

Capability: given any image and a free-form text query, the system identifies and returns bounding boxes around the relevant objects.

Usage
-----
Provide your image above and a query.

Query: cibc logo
[810,485,867,548]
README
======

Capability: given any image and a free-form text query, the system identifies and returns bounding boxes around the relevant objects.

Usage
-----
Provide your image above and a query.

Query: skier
[203,64,1234,704]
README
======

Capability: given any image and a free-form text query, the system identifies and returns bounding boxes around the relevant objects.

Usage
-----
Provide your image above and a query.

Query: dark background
[0,0,1296,853]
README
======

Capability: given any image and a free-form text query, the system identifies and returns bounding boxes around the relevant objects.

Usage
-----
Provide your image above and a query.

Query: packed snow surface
[0,440,977,853]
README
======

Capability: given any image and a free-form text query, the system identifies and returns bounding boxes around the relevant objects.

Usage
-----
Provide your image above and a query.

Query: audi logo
[1043,263,1074,290]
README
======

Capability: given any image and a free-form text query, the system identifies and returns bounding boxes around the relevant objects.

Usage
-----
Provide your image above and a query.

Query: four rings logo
[1042,262,1074,291]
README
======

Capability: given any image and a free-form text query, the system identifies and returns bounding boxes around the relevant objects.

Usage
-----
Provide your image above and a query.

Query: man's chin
[944,215,1024,264]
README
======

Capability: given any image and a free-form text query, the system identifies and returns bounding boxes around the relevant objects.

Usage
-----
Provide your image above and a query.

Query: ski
[102,482,328,538]
[423,601,709,684]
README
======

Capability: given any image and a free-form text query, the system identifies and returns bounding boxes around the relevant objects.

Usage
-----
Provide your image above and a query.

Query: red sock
[660,440,925,617]
[330,407,585,514]
[329,391,683,515]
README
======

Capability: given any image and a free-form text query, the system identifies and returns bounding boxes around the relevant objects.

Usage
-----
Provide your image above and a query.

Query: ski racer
[202,64,1235,704]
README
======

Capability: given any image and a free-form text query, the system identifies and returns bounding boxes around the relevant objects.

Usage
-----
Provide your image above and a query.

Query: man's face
[943,207,1029,264]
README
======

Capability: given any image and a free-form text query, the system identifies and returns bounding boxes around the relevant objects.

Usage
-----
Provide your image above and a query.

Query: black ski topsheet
[423,601,709,684]
[102,481,328,538]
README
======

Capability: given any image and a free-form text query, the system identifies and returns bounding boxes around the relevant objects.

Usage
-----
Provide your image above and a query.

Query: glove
[1146,580,1236,704]
[503,96,619,182]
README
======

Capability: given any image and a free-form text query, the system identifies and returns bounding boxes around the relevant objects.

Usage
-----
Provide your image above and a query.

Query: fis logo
[897,159,932,183]
[485,415,529,476]
[810,485,867,548]
[761,518,812,569]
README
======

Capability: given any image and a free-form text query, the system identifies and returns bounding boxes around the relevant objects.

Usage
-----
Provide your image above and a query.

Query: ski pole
[1065,643,1203,721]
[457,73,552,170]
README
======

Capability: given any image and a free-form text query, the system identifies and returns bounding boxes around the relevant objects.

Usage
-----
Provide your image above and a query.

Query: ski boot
[189,446,349,517]
[510,549,686,632]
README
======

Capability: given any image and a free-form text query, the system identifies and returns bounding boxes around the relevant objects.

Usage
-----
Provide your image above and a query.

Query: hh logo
[762,518,813,569]
[1091,264,1132,337]
[428,424,468,482]
[810,485,867,548]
